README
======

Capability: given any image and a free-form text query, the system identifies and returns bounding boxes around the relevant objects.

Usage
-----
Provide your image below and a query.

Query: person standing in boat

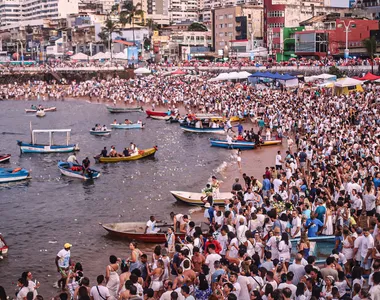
[82,157,91,175]
[100,147,108,157]
[67,154,79,168]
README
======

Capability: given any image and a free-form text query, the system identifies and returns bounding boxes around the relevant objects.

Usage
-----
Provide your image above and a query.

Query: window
[248,14,251,18]
[219,32,224,37]
[268,11,284,17]
[218,15,223,19]
[228,23,233,27]
[228,14,233,18]
[337,23,343,28]
[351,23,356,28]
[219,41,225,46]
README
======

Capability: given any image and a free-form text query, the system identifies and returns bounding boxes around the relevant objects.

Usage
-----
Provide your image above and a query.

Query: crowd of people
[1,59,380,300]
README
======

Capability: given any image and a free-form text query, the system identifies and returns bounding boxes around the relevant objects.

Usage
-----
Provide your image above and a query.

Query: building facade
[295,18,379,58]
[263,0,349,57]
[169,0,198,24]
[0,0,79,28]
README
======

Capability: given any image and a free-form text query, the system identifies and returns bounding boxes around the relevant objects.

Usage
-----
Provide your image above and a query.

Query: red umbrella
[171,69,186,76]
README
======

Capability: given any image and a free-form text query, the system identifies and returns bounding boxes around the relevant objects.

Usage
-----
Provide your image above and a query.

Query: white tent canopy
[334,77,364,88]
[90,52,105,60]
[134,67,151,74]
[70,52,89,60]
[114,52,128,60]
[226,72,240,80]
[305,73,337,82]
[237,71,251,79]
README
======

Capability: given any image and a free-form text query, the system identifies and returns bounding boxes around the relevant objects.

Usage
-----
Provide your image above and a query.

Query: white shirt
[57,249,70,268]
[237,276,251,300]
[244,192,254,202]
[67,155,77,163]
[275,154,282,165]
[354,235,364,261]
[146,220,157,233]
[361,234,375,258]
[278,282,297,299]
[17,287,29,300]
[217,234,228,256]
[291,217,301,237]
[90,285,110,300]
[273,178,283,193]
[205,253,221,274]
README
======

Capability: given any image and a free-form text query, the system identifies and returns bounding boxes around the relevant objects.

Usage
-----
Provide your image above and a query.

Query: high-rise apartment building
[136,0,170,25]
[169,0,198,23]
[0,0,79,28]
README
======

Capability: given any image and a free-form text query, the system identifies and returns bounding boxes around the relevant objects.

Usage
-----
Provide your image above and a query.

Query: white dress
[342,236,353,260]
[106,265,120,298]
[322,211,333,235]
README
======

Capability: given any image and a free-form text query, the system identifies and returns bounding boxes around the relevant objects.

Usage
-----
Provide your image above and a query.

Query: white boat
[150,115,171,120]
[17,127,79,153]
[170,191,234,205]
[36,110,46,117]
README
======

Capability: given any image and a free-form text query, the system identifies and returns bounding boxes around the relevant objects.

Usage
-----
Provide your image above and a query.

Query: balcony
[237,0,245,4]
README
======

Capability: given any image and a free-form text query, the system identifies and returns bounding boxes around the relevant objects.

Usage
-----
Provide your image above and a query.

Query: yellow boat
[230,116,245,122]
[170,191,234,205]
[262,139,282,146]
[95,147,157,163]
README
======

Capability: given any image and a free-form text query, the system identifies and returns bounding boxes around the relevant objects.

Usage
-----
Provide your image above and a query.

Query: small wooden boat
[0,234,8,255]
[17,129,79,153]
[210,139,255,150]
[110,123,144,129]
[106,106,143,113]
[36,110,46,117]
[0,154,11,163]
[170,191,234,205]
[25,107,56,113]
[150,115,171,120]
[89,130,112,136]
[180,124,225,134]
[95,147,157,163]
[146,110,168,117]
[58,161,100,180]
[261,138,282,146]
[102,222,185,243]
[0,167,30,183]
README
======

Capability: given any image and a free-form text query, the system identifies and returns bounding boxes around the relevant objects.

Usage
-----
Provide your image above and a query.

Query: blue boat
[210,138,255,150]
[290,235,335,264]
[17,129,79,153]
[110,123,144,129]
[58,161,100,180]
[89,130,111,136]
[0,167,30,183]
[180,124,225,134]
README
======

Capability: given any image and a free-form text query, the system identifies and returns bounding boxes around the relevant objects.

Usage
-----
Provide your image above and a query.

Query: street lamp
[340,20,354,60]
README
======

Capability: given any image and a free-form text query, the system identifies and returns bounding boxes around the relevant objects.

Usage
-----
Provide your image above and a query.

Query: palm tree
[121,0,144,45]
[99,17,120,59]
[363,36,377,74]
[188,22,208,32]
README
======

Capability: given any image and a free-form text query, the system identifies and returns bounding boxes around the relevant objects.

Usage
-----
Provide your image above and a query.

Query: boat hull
[106,106,143,113]
[170,191,234,205]
[95,147,157,163]
[0,154,11,163]
[146,110,168,117]
[180,124,225,134]
[25,107,56,113]
[0,236,8,254]
[262,139,282,146]
[58,161,100,180]
[102,222,185,243]
[0,168,30,183]
[110,123,144,129]
[17,141,79,153]
[210,139,255,150]
[89,130,111,136]
[150,115,171,120]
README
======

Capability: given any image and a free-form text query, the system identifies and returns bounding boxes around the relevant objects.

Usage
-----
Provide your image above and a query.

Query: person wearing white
[90,275,110,300]
[278,273,297,299]
[278,233,292,263]
[205,246,221,274]
[145,216,160,234]
[290,211,301,238]
[237,274,252,300]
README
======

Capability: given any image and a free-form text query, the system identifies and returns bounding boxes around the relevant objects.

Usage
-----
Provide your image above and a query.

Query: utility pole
[340,20,354,60]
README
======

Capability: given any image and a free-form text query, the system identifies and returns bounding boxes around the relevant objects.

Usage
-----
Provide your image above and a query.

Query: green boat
[106,106,143,113]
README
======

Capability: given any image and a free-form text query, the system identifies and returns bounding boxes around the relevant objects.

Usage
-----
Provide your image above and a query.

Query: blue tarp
[248,72,296,81]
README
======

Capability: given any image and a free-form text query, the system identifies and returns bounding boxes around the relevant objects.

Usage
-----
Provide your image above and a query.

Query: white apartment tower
[0,0,79,28]
[169,0,198,23]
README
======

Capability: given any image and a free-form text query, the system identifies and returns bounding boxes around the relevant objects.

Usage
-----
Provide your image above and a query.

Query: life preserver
[138,150,145,155]
[71,166,82,171]
[12,167,22,173]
